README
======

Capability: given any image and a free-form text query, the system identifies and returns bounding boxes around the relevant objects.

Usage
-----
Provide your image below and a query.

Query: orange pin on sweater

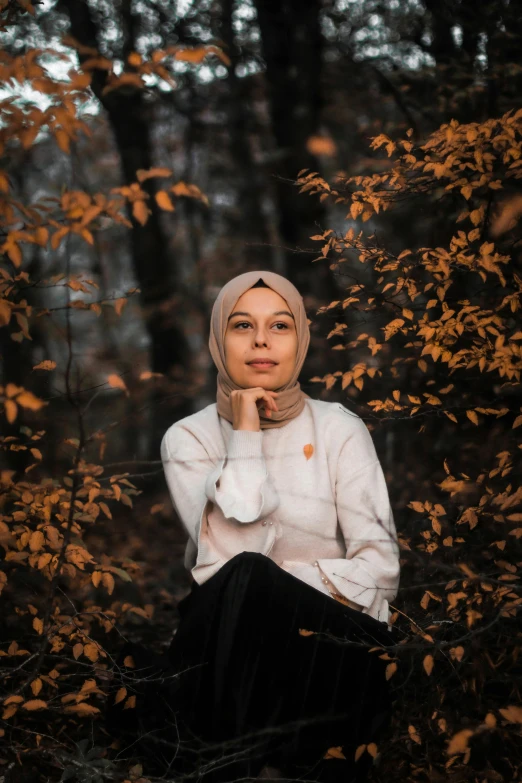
[303,444,314,460]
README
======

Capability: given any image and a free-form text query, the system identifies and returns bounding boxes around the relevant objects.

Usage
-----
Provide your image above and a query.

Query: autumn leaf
[32,360,56,372]
[16,391,46,411]
[136,167,172,182]
[303,443,314,460]
[21,700,47,711]
[323,746,345,760]
[107,374,128,395]
[423,654,434,675]
[114,687,127,705]
[63,703,100,715]
[447,729,473,755]
[498,705,522,724]
[155,190,175,211]
[4,400,17,423]
[298,628,316,636]
[132,200,149,225]
[466,410,479,425]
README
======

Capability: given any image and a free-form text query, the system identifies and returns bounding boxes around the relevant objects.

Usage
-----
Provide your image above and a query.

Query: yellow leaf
[72,643,83,660]
[92,571,102,587]
[32,360,56,372]
[124,695,136,710]
[32,617,43,635]
[303,443,314,460]
[22,700,47,711]
[30,448,42,460]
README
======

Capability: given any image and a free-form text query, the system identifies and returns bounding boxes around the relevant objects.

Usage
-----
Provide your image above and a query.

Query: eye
[233,321,290,330]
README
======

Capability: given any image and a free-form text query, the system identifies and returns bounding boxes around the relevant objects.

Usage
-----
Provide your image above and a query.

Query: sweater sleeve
[161,425,280,552]
[316,421,400,616]
[204,429,280,523]
[160,424,215,550]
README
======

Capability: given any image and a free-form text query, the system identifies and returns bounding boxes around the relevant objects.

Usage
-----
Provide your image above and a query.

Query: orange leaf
[136,167,172,182]
[124,695,136,710]
[4,400,17,423]
[123,655,135,668]
[63,703,100,715]
[107,374,128,394]
[385,662,397,680]
[22,699,47,711]
[323,746,345,760]
[132,200,149,225]
[298,628,315,636]
[114,687,127,705]
[423,654,434,676]
[466,410,479,425]
[155,190,175,211]
[354,744,366,761]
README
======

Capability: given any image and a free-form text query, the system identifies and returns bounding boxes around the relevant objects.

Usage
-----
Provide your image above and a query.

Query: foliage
[0,8,217,781]
[297,108,522,778]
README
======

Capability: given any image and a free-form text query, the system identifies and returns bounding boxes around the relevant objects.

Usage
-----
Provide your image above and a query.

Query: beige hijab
[209,270,311,429]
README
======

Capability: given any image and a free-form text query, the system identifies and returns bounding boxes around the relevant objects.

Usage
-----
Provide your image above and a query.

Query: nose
[253,326,270,347]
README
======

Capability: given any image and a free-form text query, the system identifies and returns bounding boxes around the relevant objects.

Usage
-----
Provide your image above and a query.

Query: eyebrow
[228,310,295,321]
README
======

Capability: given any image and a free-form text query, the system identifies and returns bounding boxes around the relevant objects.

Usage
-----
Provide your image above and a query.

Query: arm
[316,421,400,617]
[161,425,280,550]
[204,429,280,523]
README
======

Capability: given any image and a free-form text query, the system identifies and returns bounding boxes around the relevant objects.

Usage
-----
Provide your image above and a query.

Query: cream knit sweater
[161,398,400,628]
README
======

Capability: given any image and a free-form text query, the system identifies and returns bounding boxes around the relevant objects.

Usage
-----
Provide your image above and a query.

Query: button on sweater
[160,398,400,628]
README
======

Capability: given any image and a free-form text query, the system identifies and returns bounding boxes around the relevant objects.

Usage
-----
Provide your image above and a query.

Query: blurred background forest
[1,0,522,781]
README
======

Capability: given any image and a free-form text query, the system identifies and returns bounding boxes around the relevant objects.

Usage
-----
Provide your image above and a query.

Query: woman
[106,271,401,783]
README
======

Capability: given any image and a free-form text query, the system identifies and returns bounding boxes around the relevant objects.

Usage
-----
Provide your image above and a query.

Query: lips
[247,360,277,367]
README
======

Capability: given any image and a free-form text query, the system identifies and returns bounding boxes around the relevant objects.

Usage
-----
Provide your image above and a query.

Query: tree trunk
[253,0,338,303]
[62,0,193,453]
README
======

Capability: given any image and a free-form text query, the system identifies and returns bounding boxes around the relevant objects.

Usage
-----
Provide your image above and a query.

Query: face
[224,287,298,390]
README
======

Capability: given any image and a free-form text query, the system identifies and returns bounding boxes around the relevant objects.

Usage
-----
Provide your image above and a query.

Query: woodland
[0,0,522,781]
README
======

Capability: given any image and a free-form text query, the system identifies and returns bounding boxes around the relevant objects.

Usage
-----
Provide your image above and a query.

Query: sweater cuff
[226,429,265,469]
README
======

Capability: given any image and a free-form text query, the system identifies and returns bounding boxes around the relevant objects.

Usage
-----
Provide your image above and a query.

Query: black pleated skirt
[106,552,399,782]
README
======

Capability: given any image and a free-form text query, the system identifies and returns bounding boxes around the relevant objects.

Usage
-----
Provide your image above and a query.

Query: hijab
[208,270,311,430]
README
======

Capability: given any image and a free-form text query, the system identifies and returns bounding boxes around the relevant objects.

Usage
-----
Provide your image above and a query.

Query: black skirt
[106,552,399,783]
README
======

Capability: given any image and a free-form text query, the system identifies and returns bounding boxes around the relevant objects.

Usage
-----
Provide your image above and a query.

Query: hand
[230,388,279,431]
